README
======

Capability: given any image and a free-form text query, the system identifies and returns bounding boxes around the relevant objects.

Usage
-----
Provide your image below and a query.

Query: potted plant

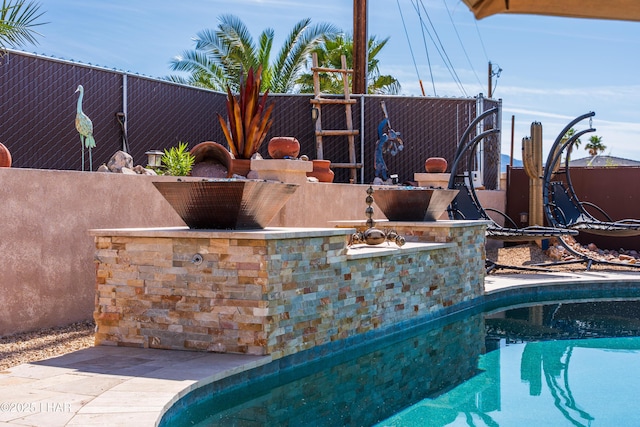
[160,141,195,176]
[217,66,274,177]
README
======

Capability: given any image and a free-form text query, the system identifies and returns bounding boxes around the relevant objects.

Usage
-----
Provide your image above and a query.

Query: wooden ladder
[310,52,361,183]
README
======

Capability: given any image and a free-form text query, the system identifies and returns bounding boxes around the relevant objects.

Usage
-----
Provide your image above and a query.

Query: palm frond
[0,0,47,48]
[272,20,340,93]
[168,50,229,90]
[216,14,259,71]
[257,29,273,90]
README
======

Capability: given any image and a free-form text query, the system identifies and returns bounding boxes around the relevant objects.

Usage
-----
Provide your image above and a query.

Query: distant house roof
[569,155,640,167]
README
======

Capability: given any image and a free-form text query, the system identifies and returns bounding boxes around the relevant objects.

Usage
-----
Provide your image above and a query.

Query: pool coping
[2,269,640,426]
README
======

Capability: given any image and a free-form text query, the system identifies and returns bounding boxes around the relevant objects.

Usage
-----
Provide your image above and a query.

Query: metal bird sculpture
[74,85,96,171]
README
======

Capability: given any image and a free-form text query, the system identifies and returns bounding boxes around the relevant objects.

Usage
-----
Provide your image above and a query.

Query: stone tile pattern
[94,225,485,359]
[171,313,485,426]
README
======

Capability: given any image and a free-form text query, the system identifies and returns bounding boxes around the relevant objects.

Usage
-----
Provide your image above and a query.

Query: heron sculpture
[74,85,96,171]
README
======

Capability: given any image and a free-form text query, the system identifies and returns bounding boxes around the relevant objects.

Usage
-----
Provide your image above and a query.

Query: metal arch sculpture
[541,111,640,269]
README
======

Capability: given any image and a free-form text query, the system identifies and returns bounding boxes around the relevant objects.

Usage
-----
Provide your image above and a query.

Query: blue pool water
[378,336,640,426]
[161,300,640,426]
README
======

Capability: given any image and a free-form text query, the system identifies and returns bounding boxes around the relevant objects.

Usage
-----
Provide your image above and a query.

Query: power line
[397,0,427,96]
[442,0,484,89]
[414,0,468,97]
[414,0,437,96]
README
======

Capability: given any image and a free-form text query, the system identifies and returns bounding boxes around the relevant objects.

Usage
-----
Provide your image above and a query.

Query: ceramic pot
[425,157,447,173]
[189,141,232,178]
[0,142,11,168]
[268,137,300,159]
[307,159,334,183]
[228,158,252,178]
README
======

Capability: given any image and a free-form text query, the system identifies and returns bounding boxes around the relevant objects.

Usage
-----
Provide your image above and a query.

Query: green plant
[0,0,47,50]
[161,142,195,176]
[167,15,339,93]
[217,66,275,159]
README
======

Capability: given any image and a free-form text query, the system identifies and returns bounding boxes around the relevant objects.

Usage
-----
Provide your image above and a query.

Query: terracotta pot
[268,137,300,159]
[190,141,231,178]
[228,158,252,178]
[425,157,447,173]
[0,142,12,168]
[307,159,334,183]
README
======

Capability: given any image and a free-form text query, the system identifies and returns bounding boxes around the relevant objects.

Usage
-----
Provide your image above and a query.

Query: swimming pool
[160,298,640,426]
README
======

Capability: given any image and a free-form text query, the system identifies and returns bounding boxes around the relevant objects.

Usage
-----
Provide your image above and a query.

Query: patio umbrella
[462,0,640,21]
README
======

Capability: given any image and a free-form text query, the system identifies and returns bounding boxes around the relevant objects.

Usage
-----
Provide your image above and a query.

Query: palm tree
[297,34,401,95]
[560,127,583,163]
[585,135,606,156]
[562,128,582,149]
[167,15,339,93]
[0,0,46,50]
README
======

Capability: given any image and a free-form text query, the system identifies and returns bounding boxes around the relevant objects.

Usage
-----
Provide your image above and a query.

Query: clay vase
[307,159,334,183]
[425,157,447,173]
[228,158,252,178]
[0,142,12,167]
[190,141,231,178]
[268,137,300,159]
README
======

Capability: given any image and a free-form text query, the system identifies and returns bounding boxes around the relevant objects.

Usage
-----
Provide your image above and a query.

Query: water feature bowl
[153,179,299,229]
[372,186,459,221]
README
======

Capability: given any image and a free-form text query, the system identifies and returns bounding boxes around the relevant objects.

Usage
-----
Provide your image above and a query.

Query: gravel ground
[2,242,637,371]
[487,240,639,274]
[0,320,95,371]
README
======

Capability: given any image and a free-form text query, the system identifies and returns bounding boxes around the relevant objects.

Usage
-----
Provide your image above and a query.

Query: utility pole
[353,0,368,94]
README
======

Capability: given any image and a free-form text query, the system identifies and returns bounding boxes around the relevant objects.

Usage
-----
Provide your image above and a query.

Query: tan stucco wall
[0,169,185,335]
[0,170,387,335]
[0,169,504,335]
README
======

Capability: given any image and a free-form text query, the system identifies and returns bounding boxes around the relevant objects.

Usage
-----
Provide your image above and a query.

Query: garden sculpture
[374,101,404,183]
[349,186,405,247]
[75,85,96,171]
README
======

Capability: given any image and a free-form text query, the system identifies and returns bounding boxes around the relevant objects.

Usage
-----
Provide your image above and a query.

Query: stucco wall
[0,169,408,335]
[0,169,185,335]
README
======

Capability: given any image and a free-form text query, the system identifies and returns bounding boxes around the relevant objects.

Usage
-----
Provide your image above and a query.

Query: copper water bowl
[372,187,459,221]
[153,179,298,229]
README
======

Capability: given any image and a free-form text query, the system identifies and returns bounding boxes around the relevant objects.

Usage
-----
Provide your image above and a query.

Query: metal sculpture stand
[349,186,405,246]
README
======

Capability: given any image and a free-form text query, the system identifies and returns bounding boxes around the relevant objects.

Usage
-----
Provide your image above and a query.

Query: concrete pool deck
[2,269,640,426]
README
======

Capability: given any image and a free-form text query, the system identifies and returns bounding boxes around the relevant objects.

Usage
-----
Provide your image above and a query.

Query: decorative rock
[107,150,134,172]
[120,167,137,175]
[97,164,110,173]
[133,164,157,175]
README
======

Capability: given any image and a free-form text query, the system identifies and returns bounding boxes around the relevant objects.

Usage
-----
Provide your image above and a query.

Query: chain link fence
[0,50,501,188]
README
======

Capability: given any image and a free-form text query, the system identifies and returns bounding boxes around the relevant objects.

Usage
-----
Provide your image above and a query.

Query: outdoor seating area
[540,112,640,269]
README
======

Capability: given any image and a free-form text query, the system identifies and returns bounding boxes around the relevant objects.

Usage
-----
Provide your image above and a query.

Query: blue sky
[25,0,640,161]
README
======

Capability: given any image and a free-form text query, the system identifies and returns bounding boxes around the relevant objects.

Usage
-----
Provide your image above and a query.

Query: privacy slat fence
[0,50,501,187]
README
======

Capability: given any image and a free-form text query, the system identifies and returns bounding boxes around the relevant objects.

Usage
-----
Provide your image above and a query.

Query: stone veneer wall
[92,222,485,359]
[162,312,487,426]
